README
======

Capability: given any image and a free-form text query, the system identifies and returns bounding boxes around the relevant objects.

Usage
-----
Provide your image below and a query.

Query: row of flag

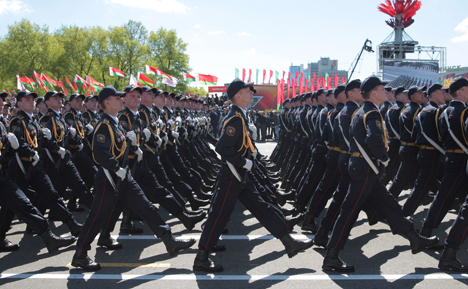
[236,68,345,89]
[16,72,105,96]
[109,65,218,87]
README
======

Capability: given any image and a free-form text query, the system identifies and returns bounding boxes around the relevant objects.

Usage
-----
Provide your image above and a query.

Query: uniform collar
[451,100,467,107]
[233,105,246,118]
[105,113,119,125]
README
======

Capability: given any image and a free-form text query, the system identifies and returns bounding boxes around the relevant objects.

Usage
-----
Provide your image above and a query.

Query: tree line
[0,19,206,96]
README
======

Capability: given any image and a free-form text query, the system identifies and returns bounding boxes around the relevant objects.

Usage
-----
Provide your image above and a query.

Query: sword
[353,136,379,175]
[15,153,28,180]
[103,168,119,195]
[226,161,242,182]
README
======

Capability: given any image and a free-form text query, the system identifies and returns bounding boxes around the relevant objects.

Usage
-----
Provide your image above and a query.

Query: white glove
[86,124,94,135]
[7,132,19,150]
[126,131,137,146]
[143,128,151,142]
[243,159,253,171]
[249,122,257,134]
[172,131,179,139]
[41,128,51,140]
[31,151,40,166]
[77,143,84,151]
[115,167,126,181]
[135,147,143,162]
[69,127,77,138]
[155,135,162,147]
[252,150,258,159]
[162,134,168,146]
[378,158,390,167]
[58,147,66,159]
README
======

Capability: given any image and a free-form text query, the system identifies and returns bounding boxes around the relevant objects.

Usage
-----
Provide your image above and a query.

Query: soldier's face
[86,98,98,110]
[70,97,84,111]
[411,91,424,104]
[375,85,387,105]
[105,95,124,114]
[154,95,165,107]
[386,91,396,103]
[18,95,35,114]
[46,95,63,111]
[124,91,141,110]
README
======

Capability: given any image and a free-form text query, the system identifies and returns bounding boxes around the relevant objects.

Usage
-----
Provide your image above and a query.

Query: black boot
[177,212,206,231]
[71,250,101,271]
[120,215,143,234]
[439,246,468,272]
[407,229,439,254]
[66,217,82,237]
[189,196,210,211]
[67,194,84,212]
[40,229,76,253]
[280,234,314,258]
[274,190,294,207]
[184,207,204,216]
[97,229,123,250]
[194,187,212,200]
[161,231,196,257]
[314,227,329,248]
[301,215,318,234]
[281,206,295,216]
[285,213,303,233]
[193,248,224,272]
[419,227,444,250]
[0,237,19,252]
[322,248,355,272]
[365,209,384,226]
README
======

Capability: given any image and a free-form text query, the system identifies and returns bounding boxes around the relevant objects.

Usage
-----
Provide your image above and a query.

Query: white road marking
[105,234,314,240]
[1,273,467,281]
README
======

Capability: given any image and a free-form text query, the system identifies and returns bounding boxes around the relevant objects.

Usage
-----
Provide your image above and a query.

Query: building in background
[289,57,347,88]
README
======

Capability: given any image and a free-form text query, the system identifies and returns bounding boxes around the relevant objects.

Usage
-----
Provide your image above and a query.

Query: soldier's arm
[93,123,120,172]
[364,111,388,161]
[215,117,246,168]
[8,117,36,158]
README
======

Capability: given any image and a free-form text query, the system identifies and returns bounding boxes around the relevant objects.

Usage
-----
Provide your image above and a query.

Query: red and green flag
[183,73,196,83]
[65,76,77,93]
[41,74,57,89]
[137,72,154,87]
[33,71,45,90]
[109,67,125,78]
[57,77,68,95]
[17,75,34,90]
[198,74,218,85]
[86,75,104,90]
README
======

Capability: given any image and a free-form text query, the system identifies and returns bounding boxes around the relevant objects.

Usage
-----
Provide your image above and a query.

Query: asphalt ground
[1,140,468,288]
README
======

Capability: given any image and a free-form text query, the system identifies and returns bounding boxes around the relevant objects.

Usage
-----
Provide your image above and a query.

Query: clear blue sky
[0,0,467,86]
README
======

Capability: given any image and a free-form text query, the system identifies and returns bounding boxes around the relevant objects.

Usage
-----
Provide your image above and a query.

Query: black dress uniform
[194,99,312,272]
[388,100,421,198]
[73,107,195,271]
[420,99,468,236]
[8,110,81,235]
[323,78,438,273]
[402,100,444,216]
[39,108,94,209]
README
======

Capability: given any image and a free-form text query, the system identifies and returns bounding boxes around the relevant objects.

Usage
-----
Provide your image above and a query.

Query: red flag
[65,76,77,93]
[292,78,297,97]
[288,72,291,81]
[33,71,45,90]
[317,77,321,90]
[299,76,303,95]
[282,71,285,80]
[341,76,346,84]
[248,69,252,82]
[311,78,315,93]
[295,71,299,80]
[242,69,245,81]
[57,77,67,95]
[276,77,281,110]
[269,70,273,84]
[313,72,316,79]
[327,77,331,89]
[305,78,308,93]
[334,74,339,88]
[262,69,266,85]
[287,78,290,99]
[321,77,326,89]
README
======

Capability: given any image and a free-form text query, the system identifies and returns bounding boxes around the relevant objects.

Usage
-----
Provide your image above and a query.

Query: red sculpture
[378,0,422,28]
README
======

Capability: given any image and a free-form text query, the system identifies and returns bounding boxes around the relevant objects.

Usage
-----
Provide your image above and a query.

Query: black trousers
[295,145,328,211]
[327,157,413,250]
[381,139,401,186]
[198,165,288,251]
[76,168,170,251]
[446,197,468,249]
[320,153,351,230]
[9,158,73,223]
[0,169,49,236]
[422,152,468,230]
[305,149,341,219]
[389,145,420,198]
[42,152,94,209]
[402,149,441,216]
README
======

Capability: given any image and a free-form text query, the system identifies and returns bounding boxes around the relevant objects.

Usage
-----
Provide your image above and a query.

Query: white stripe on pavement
[106,234,314,240]
[1,273,468,281]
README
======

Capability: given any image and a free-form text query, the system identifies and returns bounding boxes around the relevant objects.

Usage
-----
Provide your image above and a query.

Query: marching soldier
[71,85,196,271]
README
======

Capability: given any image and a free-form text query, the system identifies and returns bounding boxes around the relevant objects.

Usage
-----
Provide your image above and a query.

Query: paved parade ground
[1,141,468,289]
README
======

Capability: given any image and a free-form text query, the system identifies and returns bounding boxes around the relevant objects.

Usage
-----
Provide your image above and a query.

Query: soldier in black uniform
[322,76,438,273]
[39,91,94,211]
[381,86,409,186]
[71,85,196,271]
[193,78,313,273]
[380,85,395,119]
[402,84,447,216]
[0,110,76,253]
[388,85,426,198]
[9,90,82,237]
[419,77,468,239]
